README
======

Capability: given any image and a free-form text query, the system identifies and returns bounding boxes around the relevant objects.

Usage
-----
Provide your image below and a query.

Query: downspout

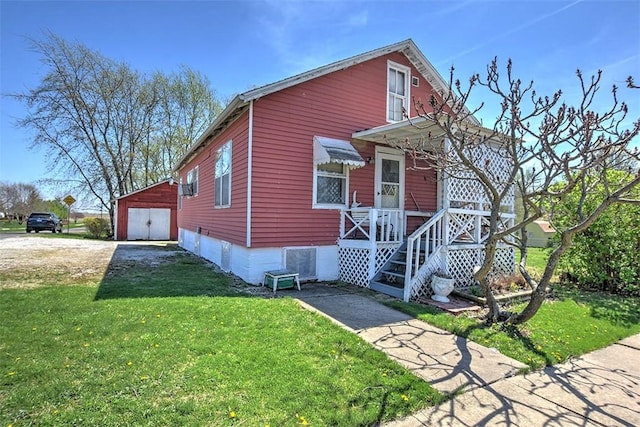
[113,199,118,241]
[246,100,254,248]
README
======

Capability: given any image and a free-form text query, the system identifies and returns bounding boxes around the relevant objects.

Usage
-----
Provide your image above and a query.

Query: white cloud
[253,1,371,76]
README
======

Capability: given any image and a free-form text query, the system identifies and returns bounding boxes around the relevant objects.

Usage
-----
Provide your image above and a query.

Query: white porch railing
[338,208,404,288]
[339,208,403,243]
[403,207,516,301]
[403,209,446,301]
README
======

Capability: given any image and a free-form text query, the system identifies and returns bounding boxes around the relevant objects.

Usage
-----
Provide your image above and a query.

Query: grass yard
[0,250,443,426]
[387,244,640,370]
[522,246,551,276]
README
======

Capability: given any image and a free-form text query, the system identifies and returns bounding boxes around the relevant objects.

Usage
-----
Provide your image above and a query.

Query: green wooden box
[264,274,295,290]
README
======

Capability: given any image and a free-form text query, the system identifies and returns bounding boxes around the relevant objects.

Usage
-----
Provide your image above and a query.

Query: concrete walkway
[291,283,640,426]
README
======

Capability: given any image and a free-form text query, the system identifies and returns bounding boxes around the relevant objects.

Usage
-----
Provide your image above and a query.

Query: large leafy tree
[14,33,222,231]
[394,59,639,324]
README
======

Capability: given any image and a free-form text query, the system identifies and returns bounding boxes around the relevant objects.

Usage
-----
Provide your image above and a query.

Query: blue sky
[1,0,639,201]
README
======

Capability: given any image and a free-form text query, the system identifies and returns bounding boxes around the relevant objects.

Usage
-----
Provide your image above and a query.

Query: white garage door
[127,208,171,240]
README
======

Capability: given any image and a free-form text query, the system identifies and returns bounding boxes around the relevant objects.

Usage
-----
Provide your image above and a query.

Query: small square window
[314,162,347,208]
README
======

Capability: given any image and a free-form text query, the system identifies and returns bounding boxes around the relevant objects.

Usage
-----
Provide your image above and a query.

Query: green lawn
[522,246,550,276]
[0,219,86,233]
[0,252,443,426]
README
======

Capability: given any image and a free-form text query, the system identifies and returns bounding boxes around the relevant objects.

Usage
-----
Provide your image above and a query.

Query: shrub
[84,218,111,239]
[553,170,640,297]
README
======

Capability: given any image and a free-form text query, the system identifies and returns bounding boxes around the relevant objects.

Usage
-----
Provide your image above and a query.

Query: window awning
[313,136,365,168]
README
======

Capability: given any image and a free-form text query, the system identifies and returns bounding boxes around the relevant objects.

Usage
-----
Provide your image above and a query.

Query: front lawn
[0,252,442,426]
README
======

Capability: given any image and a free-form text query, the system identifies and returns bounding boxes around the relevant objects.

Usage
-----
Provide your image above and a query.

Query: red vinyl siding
[250,53,438,248]
[115,182,178,241]
[178,114,249,246]
[177,51,439,249]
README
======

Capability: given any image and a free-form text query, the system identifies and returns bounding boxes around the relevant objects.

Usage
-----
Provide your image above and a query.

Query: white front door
[374,148,404,239]
[374,148,405,210]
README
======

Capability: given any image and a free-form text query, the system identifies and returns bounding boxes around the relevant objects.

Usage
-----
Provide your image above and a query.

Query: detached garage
[114,180,178,241]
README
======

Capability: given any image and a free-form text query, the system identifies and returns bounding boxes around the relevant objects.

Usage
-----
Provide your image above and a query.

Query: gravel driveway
[0,236,181,289]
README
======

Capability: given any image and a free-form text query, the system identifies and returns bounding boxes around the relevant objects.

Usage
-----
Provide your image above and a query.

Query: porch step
[390,259,406,265]
[381,270,405,278]
[370,281,404,299]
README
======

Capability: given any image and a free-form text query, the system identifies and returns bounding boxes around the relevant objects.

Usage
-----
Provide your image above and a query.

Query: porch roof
[313,136,366,168]
[353,116,502,150]
[352,117,446,149]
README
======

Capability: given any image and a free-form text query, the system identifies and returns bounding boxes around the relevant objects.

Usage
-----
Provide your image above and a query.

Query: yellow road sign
[63,195,76,206]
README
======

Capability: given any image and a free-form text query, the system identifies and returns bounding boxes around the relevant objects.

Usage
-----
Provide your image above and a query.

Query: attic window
[412,76,419,87]
[387,61,411,122]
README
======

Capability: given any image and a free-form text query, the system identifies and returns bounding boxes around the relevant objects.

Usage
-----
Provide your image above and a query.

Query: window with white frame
[314,162,347,208]
[215,140,232,208]
[387,61,410,122]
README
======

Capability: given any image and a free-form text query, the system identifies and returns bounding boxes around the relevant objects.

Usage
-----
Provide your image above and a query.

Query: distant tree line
[12,32,223,231]
[0,182,66,222]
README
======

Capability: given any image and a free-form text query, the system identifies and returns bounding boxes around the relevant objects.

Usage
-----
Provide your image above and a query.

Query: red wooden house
[175,39,514,301]
[114,179,178,241]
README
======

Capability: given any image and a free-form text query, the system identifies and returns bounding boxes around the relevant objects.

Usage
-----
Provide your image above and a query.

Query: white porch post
[368,209,378,281]
[474,203,482,244]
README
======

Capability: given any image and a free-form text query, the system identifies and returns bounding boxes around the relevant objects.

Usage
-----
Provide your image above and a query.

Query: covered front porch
[338,206,515,302]
[337,117,515,302]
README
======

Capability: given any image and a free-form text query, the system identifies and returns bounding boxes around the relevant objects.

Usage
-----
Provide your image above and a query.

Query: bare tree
[394,59,640,324]
[13,33,221,231]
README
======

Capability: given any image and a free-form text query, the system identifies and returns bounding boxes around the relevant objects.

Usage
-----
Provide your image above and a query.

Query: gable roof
[175,39,462,172]
[533,220,556,234]
[113,178,173,201]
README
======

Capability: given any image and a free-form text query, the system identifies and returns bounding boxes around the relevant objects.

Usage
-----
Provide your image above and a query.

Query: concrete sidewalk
[294,283,526,394]
[291,283,640,426]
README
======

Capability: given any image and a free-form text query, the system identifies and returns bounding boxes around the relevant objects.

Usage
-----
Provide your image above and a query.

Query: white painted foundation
[178,228,339,285]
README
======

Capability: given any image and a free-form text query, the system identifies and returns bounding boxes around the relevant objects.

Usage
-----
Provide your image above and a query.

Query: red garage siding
[115,181,178,241]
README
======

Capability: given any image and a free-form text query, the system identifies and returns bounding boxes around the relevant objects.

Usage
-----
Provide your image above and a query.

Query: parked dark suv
[26,212,63,233]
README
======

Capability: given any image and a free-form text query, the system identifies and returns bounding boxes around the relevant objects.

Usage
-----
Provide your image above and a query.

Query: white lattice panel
[338,247,370,287]
[375,243,400,272]
[408,251,445,301]
[492,246,515,277]
[447,143,514,210]
[447,247,484,291]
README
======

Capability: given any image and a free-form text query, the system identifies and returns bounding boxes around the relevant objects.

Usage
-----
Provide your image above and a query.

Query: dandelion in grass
[229,411,237,419]
[83,343,89,348]
[127,361,133,366]
[401,394,409,401]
